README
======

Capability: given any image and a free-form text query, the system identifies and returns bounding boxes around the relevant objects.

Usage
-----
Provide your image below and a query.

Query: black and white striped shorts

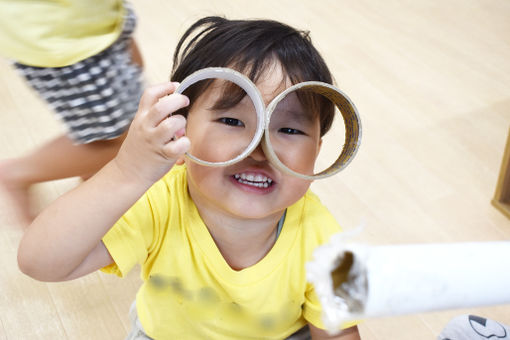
[14,4,143,144]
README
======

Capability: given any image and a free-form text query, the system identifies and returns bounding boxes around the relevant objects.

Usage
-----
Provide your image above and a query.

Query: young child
[0,0,143,225]
[17,16,361,340]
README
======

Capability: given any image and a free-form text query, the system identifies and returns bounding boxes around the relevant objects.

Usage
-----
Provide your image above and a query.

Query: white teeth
[233,172,273,188]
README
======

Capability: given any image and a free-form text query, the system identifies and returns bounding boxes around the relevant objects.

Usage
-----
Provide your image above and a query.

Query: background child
[0,0,143,225]
[17,15,360,340]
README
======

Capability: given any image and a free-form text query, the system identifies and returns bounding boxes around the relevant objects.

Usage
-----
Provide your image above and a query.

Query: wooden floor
[1,0,509,339]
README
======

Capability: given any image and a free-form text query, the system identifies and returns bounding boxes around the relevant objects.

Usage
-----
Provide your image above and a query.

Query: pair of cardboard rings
[175,67,361,180]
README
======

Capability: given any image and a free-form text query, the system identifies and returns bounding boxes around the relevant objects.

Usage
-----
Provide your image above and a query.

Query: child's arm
[17,82,190,282]
[310,324,361,340]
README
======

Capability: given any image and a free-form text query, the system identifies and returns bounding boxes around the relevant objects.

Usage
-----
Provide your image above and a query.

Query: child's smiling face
[185,62,322,219]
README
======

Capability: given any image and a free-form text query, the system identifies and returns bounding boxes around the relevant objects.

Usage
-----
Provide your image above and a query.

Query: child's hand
[114,82,191,186]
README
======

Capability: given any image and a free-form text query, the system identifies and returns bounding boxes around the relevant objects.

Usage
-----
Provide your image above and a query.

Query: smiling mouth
[233,173,274,188]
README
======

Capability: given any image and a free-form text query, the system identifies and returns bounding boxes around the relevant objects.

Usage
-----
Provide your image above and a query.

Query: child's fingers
[162,136,191,159]
[154,114,187,144]
[147,93,190,128]
[138,82,180,113]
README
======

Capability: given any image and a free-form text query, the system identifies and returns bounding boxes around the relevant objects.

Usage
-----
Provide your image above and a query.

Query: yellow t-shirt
[102,165,351,339]
[0,0,125,67]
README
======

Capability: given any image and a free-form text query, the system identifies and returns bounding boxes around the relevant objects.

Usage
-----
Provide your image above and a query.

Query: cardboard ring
[264,81,362,180]
[175,67,361,178]
[175,67,266,167]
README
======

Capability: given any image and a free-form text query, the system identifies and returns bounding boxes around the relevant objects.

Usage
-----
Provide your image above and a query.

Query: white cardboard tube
[306,236,510,333]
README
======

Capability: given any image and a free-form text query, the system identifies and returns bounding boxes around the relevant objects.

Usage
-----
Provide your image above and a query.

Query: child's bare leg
[0,131,127,224]
[130,38,144,69]
[0,161,32,225]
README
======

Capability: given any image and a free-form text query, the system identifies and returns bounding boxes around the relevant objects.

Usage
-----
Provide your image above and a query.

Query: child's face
[185,63,322,219]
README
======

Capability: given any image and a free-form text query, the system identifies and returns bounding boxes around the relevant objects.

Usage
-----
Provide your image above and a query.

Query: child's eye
[279,127,305,135]
[217,117,244,127]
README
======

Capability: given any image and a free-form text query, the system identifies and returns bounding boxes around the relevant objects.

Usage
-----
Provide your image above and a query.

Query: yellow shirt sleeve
[101,167,178,278]
[101,188,159,277]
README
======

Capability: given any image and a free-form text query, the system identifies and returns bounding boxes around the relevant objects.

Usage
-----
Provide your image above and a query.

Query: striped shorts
[14,4,143,144]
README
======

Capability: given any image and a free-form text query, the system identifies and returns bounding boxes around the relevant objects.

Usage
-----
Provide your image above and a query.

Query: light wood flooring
[0,0,509,339]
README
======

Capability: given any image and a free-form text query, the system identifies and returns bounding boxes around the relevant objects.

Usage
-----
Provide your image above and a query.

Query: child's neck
[195,203,284,271]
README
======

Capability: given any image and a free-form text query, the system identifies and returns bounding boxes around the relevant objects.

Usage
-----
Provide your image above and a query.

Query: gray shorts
[126,302,153,340]
[14,3,143,144]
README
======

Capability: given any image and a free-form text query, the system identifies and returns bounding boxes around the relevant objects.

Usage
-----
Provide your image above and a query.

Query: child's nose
[248,142,267,162]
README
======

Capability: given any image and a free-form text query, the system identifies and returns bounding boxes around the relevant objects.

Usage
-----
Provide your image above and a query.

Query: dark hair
[171,16,335,136]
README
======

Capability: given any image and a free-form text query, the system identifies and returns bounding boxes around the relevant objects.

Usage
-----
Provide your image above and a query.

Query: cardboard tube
[306,236,510,333]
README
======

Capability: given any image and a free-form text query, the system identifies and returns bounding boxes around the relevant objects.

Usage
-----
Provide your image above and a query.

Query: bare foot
[0,160,33,227]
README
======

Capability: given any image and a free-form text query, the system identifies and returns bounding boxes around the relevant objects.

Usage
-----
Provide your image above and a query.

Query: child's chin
[228,202,281,220]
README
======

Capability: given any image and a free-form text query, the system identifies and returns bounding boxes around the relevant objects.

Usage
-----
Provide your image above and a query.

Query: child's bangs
[209,59,276,111]
[209,78,249,111]
[171,16,336,135]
